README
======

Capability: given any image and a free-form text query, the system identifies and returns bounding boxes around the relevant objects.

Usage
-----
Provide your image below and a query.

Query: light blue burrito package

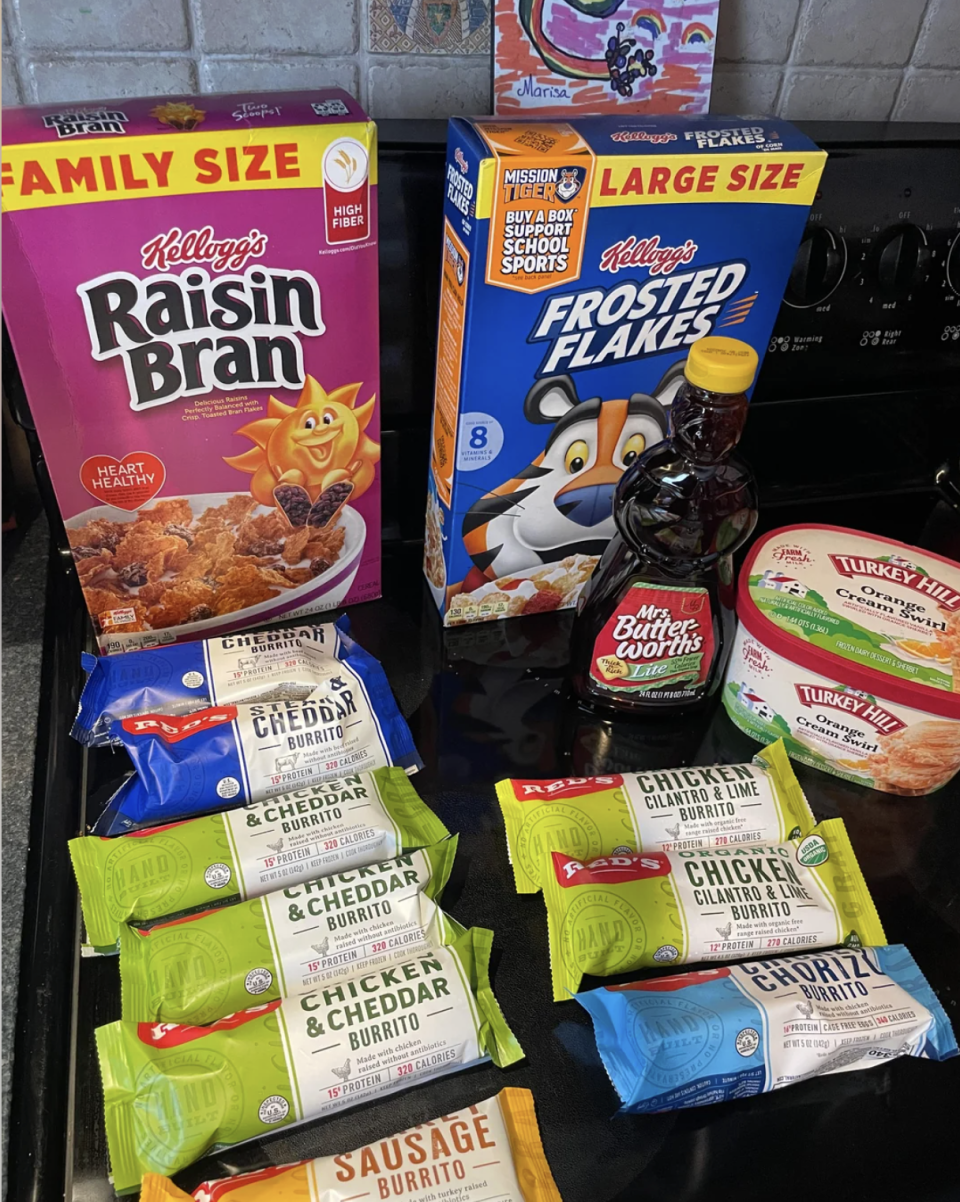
[73,618,350,747]
[93,629,422,835]
[577,945,957,1114]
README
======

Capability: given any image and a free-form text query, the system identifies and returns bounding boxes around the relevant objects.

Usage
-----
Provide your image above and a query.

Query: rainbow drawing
[681,21,714,44]
[632,9,667,38]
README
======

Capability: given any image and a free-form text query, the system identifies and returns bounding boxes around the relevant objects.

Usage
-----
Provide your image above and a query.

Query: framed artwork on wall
[493,0,718,115]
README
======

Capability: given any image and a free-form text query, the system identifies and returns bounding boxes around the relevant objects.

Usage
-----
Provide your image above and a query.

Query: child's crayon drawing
[494,0,718,115]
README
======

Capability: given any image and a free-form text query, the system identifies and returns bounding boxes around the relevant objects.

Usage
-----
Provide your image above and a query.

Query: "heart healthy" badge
[79,452,166,511]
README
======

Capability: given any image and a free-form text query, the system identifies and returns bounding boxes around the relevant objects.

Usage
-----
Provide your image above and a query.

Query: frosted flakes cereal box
[2,89,381,652]
[425,116,825,626]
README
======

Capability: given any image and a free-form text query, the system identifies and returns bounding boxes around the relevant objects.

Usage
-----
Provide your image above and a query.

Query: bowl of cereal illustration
[444,553,599,627]
[66,492,365,651]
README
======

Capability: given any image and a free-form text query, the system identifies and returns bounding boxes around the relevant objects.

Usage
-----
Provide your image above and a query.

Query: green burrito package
[497,739,814,894]
[97,927,523,1194]
[119,840,461,1024]
[542,817,885,1001]
[70,768,448,953]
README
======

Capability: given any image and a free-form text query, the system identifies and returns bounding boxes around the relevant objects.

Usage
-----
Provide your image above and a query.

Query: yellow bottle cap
[684,336,759,394]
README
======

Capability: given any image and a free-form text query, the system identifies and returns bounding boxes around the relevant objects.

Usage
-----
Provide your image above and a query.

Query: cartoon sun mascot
[225,375,380,508]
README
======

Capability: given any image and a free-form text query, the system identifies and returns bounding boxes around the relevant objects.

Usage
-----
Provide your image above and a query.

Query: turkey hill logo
[829,553,960,611]
[556,166,586,202]
[793,684,906,735]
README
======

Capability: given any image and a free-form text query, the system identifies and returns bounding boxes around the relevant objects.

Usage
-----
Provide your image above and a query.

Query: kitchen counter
[1,512,48,1158]
[7,542,960,1202]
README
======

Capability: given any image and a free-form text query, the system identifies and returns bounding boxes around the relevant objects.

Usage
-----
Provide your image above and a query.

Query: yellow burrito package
[497,739,814,894]
[542,817,884,1001]
[141,1087,561,1201]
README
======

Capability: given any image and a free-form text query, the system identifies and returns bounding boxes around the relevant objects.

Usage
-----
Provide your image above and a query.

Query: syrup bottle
[572,336,759,714]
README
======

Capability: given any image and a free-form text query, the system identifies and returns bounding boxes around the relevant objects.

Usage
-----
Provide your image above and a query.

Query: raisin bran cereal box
[2,90,380,652]
[425,116,825,626]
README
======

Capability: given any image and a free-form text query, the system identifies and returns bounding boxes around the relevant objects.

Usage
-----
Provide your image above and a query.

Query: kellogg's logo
[43,108,128,138]
[454,147,469,173]
[610,130,677,145]
[140,225,267,272]
[599,234,698,277]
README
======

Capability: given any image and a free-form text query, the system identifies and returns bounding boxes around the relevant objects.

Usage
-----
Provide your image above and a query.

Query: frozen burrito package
[140,1087,562,1202]
[497,739,813,894]
[73,618,350,747]
[71,769,448,953]
[578,945,957,1113]
[95,652,422,835]
[542,818,884,1001]
[118,840,462,1024]
[97,927,523,1193]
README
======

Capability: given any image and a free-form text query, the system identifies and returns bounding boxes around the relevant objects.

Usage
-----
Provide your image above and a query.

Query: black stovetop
[9,495,960,1201]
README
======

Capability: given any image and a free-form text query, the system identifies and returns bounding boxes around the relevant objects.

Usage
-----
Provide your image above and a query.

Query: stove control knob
[874,224,931,299]
[946,234,960,297]
[784,226,846,308]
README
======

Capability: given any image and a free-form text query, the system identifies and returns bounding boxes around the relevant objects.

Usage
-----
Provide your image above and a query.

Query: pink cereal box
[2,89,381,652]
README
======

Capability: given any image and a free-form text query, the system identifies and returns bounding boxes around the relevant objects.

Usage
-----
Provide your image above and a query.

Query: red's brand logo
[138,1000,281,1048]
[793,684,906,735]
[610,131,677,144]
[553,850,671,888]
[513,775,623,800]
[198,1163,310,1200]
[607,967,730,992]
[121,705,238,743]
[599,234,698,276]
[140,224,268,271]
[829,554,960,612]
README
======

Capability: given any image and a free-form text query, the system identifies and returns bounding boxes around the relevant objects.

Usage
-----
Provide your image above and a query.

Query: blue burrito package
[73,618,350,747]
[94,632,422,834]
[578,945,957,1114]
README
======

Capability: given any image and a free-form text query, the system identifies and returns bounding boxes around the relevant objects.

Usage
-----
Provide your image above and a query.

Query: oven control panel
[758,140,960,399]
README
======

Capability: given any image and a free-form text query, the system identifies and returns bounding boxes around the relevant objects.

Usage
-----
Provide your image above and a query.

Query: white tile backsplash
[2,0,957,120]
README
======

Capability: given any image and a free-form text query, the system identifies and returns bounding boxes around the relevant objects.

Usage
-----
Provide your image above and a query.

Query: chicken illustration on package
[3,89,381,652]
[424,115,826,626]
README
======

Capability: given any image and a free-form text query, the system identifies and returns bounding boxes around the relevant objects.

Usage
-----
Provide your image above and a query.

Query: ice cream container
[724,524,960,795]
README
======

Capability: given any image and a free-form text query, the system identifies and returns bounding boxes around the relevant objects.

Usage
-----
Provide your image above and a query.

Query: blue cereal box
[424,116,826,625]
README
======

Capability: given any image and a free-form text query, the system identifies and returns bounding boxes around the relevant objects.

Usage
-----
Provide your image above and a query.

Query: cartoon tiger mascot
[456,360,686,596]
